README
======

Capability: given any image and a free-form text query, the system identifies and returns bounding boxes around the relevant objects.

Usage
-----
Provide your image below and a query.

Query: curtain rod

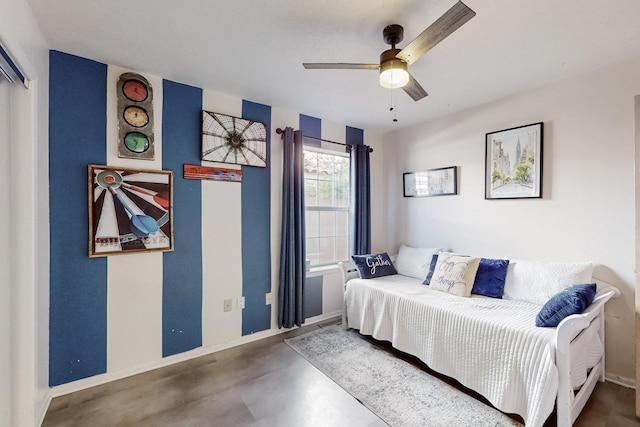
[275,127,373,152]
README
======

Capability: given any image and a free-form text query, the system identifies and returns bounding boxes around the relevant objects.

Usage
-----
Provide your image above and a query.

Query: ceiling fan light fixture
[379,49,409,89]
[379,60,409,89]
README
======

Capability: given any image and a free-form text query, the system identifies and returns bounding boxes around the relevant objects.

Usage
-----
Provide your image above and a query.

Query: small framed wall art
[201,111,267,167]
[485,122,543,199]
[88,165,173,257]
[403,166,457,197]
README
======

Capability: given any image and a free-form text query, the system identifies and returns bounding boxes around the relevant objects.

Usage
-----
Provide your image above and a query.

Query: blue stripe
[241,100,272,335]
[49,51,107,386]
[298,115,328,318]
[300,114,321,147]
[162,80,203,356]
[346,126,364,146]
[304,276,323,318]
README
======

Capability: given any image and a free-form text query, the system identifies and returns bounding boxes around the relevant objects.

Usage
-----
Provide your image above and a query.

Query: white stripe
[201,90,244,346]
[106,64,164,373]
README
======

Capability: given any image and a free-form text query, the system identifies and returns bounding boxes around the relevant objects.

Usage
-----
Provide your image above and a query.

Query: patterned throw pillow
[429,252,481,297]
[536,283,597,327]
[352,252,398,279]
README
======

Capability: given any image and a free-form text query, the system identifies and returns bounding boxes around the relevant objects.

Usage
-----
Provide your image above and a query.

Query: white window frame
[303,145,350,268]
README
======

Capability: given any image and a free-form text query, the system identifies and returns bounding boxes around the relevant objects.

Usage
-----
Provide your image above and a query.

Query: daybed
[339,246,620,427]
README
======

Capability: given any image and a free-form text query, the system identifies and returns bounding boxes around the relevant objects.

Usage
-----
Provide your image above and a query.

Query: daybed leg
[555,315,589,427]
[341,308,348,330]
[556,394,571,427]
[599,307,606,382]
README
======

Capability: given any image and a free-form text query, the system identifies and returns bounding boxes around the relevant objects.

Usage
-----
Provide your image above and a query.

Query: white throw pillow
[394,244,441,280]
[503,259,593,305]
[429,252,481,297]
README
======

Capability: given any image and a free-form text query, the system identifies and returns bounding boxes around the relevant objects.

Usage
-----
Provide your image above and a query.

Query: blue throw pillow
[536,283,597,327]
[422,253,439,285]
[352,252,397,279]
[471,258,510,298]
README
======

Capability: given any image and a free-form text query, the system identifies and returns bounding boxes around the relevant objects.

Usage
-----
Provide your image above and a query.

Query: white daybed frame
[339,262,620,427]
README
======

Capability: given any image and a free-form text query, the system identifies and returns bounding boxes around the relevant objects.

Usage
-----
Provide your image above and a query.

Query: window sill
[307,263,342,275]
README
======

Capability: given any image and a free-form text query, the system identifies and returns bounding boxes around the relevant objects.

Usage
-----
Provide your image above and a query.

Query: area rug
[285,325,522,427]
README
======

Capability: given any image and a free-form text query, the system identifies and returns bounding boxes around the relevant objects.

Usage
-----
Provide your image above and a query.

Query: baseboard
[36,393,52,427]
[605,373,635,389]
[48,313,341,398]
[306,310,342,324]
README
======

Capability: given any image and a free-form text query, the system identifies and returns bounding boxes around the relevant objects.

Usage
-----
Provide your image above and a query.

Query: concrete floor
[43,320,638,427]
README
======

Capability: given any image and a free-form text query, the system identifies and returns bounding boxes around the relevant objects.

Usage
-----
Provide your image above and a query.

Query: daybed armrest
[555,279,620,427]
[338,261,359,288]
[555,282,620,345]
[338,261,358,329]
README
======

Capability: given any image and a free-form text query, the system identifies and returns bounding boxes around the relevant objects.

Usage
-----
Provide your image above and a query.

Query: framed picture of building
[403,166,457,197]
[485,122,543,199]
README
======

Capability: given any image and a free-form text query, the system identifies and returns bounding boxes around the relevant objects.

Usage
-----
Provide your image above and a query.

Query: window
[304,147,350,267]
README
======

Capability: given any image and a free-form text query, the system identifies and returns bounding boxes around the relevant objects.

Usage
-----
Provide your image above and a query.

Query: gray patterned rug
[285,325,522,427]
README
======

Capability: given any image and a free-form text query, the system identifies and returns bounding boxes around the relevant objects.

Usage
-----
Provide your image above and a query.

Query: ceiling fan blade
[303,63,379,70]
[402,74,428,101]
[396,1,476,65]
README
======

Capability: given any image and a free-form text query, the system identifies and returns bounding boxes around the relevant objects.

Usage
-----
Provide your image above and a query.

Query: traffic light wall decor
[117,72,155,160]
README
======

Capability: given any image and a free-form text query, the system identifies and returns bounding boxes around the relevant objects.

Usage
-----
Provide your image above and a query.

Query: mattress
[345,274,566,427]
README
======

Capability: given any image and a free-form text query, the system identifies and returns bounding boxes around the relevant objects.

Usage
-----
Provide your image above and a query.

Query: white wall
[0,74,13,427]
[384,57,640,385]
[1,0,50,425]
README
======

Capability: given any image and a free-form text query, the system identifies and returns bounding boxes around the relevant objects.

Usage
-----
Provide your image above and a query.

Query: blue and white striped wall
[48,50,363,387]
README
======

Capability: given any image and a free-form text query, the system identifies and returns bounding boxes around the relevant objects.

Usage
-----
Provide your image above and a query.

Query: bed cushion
[394,244,441,280]
[503,259,593,305]
[352,252,397,279]
[536,283,597,327]
[429,252,481,297]
[472,258,510,298]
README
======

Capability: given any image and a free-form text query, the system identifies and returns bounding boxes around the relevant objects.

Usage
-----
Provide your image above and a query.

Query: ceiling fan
[303,1,476,101]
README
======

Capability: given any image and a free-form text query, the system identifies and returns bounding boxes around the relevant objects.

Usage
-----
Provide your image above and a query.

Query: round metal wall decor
[201,111,267,168]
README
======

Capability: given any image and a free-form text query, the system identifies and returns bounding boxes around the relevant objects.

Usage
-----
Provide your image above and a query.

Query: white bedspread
[344,275,558,427]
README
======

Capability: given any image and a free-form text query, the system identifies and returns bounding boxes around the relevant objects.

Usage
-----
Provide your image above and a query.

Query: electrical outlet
[223,299,232,312]
[265,292,273,305]
[238,296,245,309]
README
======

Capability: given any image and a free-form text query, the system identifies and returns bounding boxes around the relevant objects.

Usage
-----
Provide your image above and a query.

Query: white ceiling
[26,0,640,132]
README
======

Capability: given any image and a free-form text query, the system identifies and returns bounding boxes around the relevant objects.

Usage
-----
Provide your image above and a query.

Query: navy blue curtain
[278,128,306,328]
[350,144,371,255]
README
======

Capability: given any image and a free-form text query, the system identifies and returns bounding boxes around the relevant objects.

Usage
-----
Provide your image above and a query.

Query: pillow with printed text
[352,252,398,279]
[429,252,481,297]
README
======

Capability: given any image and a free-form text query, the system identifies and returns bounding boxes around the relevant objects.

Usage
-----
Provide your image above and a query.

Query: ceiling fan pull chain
[390,90,398,123]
